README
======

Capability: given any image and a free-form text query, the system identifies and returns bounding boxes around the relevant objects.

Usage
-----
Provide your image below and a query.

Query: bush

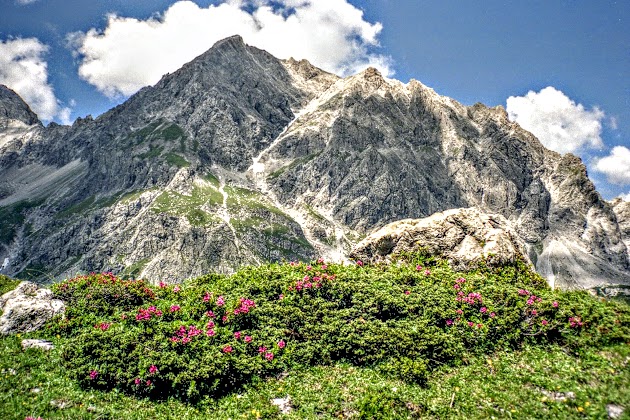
[46,256,630,401]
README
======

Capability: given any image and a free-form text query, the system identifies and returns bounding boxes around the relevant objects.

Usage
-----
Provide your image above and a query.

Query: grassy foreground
[0,255,629,419]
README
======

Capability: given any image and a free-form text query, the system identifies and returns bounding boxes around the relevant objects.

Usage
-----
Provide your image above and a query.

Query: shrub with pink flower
[244,335,252,343]
[216,296,225,306]
[89,370,98,380]
[170,305,180,312]
[264,352,274,361]
[149,365,158,374]
[222,345,233,354]
[278,340,286,349]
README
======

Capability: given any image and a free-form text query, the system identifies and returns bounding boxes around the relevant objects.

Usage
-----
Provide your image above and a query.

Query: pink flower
[480,307,487,313]
[206,329,215,337]
[203,292,211,302]
[216,296,225,306]
[531,310,538,316]
[278,340,286,349]
[234,331,242,340]
[222,315,229,323]
[206,321,215,329]
[416,265,422,271]
[134,378,141,385]
[424,269,431,276]
[206,310,215,318]
[453,284,460,290]
[455,277,466,283]
[279,294,284,300]
[405,290,411,295]
[146,380,152,386]
[89,370,98,380]
[321,265,328,270]
[317,258,325,264]
[552,301,559,308]
[159,281,167,288]
[244,335,252,343]
[468,321,474,327]
[265,352,274,361]
[490,312,496,318]
[258,346,267,354]
[446,319,453,326]
[541,319,549,326]
[306,265,312,271]
[149,365,158,374]
[173,285,181,293]
[477,323,483,328]
[223,345,233,354]
[170,305,180,312]
[456,309,463,315]
[356,260,364,267]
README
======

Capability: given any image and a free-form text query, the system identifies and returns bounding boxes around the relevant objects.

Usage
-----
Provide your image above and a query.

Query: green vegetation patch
[122,259,150,280]
[151,183,222,226]
[0,274,20,295]
[0,200,44,243]
[267,152,321,180]
[225,186,289,219]
[0,257,629,419]
[127,121,186,148]
[164,153,190,168]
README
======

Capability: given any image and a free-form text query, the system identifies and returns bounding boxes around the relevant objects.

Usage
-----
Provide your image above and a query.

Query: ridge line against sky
[0,0,629,199]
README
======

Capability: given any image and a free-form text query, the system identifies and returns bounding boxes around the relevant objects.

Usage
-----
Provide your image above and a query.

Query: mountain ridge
[0,35,628,289]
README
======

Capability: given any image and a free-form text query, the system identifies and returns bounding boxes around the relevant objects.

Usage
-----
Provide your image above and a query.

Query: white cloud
[593,146,630,186]
[506,86,605,154]
[16,0,39,4]
[70,0,392,97]
[0,37,71,123]
[619,192,630,202]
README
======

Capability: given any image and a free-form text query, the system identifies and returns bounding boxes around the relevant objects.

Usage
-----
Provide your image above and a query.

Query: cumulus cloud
[619,192,630,202]
[0,37,71,123]
[506,86,605,154]
[16,0,39,4]
[70,0,392,97]
[593,146,630,186]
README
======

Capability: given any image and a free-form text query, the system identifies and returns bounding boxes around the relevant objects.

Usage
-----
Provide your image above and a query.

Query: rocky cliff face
[0,35,628,289]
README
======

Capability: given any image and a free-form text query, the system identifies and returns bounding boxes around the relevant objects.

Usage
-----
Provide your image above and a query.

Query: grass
[164,153,190,168]
[151,182,222,226]
[0,274,20,295]
[0,258,628,419]
[0,200,45,243]
[0,335,627,419]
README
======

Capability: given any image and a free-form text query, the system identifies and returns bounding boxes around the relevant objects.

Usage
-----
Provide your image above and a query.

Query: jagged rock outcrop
[0,281,65,334]
[350,208,531,270]
[612,198,630,255]
[0,35,628,289]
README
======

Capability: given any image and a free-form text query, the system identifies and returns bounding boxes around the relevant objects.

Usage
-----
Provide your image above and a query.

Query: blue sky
[1,0,629,199]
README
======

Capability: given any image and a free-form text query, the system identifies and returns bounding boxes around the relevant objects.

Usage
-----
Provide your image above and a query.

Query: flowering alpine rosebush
[51,255,630,401]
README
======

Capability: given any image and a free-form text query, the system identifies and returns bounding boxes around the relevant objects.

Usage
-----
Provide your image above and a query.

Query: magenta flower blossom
[134,378,141,385]
[306,265,312,271]
[216,296,225,306]
[149,365,158,374]
[453,284,461,290]
[234,331,242,340]
[265,352,274,361]
[531,310,538,316]
[416,265,423,271]
[170,305,180,312]
[468,321,474,327]
[446,319,453,326]
[244,335,252,343]
[317,257,325,264]
[477,323,483,328]
[278,340,286,349]
[159,281,167,288]
[206,329,215,337]
[173,285,181,293]
[206,310,215,318]
[405,290,411,295]
[480,307,487,313]
[203,292,211,302]
[356,260,364,267]
[541,319,549,326]
[321,265,328,270]
[552,301,559,308]
[206,320,215,329]
[258,346,267,354]
[424,269,431,276]
[146,380,152,386]
[223,345,233,354]
[89,370,98,380]
[456,309,463,315]
[279,294,284,300]
[490,312,496,318]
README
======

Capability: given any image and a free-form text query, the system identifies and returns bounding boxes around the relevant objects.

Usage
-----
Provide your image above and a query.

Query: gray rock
[0,281,65,334]
[607,404,624,419]
[349,207,532,270]
[0,35,627,290]
[22,339,54,351]
[271,396,292,414]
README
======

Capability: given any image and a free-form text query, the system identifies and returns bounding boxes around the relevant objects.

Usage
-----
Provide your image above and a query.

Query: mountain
[0,35,628,289]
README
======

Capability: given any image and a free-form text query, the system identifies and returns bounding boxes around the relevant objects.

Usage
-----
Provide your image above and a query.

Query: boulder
[0,281,65,334]
[350,207,531,270]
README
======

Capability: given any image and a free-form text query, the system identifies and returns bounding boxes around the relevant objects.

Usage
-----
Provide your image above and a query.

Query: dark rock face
[0,85,40,127]
[0,35,627,289]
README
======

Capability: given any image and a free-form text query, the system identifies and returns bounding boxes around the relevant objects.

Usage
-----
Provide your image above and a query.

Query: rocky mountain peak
[0,85,40,127]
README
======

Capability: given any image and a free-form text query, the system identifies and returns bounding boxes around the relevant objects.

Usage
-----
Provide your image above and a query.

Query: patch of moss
[0,200,44,243]
[138,145,164,159]
[151,183,222,226]
[121,258,149,279]
[164,153,190,168]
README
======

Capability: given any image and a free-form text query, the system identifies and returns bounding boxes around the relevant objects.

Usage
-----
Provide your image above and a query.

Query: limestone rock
[0,281,65,334]
[350,208,531,270]
[21,339,54,351]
